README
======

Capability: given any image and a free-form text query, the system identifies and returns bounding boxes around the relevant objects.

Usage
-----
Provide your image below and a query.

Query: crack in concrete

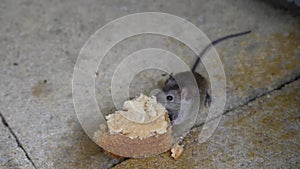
[0,112,37,169]
[223,73,300,115]
[101,158,128,169]
[193,73,300,129]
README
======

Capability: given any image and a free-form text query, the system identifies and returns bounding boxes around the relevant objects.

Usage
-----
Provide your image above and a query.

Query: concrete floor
[0,0,299,168]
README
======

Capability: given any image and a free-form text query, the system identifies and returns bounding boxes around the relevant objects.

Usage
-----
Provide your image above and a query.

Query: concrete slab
[114,79,300,169]
[93,0,300,125]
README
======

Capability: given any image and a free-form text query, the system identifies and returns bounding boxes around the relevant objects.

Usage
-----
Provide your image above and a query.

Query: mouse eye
[166,94,174,101]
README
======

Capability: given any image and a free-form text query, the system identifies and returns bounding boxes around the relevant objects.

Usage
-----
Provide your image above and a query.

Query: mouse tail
[191,30,251,72]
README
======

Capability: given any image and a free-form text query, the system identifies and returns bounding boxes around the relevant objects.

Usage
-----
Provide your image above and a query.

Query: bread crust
[94,123,173,158]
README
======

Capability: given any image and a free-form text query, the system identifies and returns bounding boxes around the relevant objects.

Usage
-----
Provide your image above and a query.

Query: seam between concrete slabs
[0,112,37,169]
[193,73,300,129]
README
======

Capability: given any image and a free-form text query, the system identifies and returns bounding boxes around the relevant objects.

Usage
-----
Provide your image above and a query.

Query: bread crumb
[171,143,184,160]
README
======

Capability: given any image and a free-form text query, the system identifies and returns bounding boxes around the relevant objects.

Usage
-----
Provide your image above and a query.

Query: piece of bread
[94,94,173,158]
[171,143,184,160]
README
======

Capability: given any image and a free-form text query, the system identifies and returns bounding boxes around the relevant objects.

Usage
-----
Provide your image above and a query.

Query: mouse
[156,30,251,125]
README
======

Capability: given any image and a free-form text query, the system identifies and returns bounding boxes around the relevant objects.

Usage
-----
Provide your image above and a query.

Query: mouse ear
[181,85,197,100]
[165,74,177,87]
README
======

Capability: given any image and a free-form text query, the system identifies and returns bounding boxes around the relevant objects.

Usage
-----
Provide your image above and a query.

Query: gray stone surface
[0,116,33,169]
[114,79,300,169]
[0,0,299,169]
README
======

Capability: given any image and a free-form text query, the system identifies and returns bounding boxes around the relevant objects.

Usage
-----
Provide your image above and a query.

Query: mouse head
[163,74,197,100]
[156,74,197,122]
